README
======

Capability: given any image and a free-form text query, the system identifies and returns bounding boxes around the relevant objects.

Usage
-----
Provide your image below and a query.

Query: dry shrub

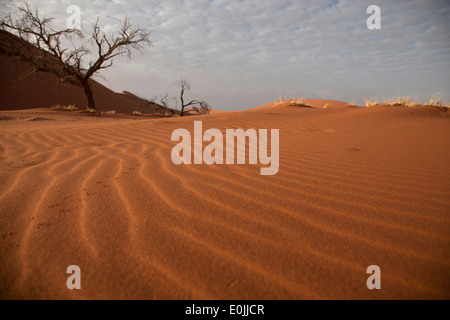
[63,104,78,111]
[101,110,116,115]
[51,104,78,111]
[274,95,286,106]
[365,97,423,107]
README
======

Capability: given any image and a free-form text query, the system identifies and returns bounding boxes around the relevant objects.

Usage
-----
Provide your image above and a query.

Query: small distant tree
[154,93,174,115]
[0,1,151,111]
[198,101,211,114]
[177,78,211,116]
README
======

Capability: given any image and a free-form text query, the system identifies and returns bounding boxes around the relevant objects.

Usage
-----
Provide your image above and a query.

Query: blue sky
[1,0,450,110]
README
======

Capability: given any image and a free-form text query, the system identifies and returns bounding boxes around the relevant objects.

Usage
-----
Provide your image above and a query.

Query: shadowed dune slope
[0,103,449,299]
[0,31,161,114]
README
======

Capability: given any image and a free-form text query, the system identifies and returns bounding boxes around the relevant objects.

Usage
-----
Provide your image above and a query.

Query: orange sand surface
[0,104,449,299]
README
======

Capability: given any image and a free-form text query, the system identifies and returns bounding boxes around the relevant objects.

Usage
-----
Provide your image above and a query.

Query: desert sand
[1,103,449,299]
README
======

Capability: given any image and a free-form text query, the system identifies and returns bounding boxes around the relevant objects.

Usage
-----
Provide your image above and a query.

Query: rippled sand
[1,104,449,299]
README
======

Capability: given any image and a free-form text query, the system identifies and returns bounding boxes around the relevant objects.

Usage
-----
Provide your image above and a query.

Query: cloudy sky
[1,0,450,110]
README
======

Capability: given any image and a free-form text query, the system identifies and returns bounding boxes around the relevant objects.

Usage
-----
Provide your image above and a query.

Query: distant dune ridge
[250,99,350,110]
[1,28,450,300]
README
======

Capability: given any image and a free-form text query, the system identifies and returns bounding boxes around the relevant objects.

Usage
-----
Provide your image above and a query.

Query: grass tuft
[51,104,78,111]
[275,96,311,107]
[365,97,421,107]
[101,110,116,115]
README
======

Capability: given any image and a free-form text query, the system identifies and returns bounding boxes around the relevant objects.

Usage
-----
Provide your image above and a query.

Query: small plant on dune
[290,98,312,107]
[365,97,421,107]
[51,104,78,111]
[275,95,286,106]
[154,111,178,117]
[275,96,311,107]
[347,100,360,107]
[323,103,331,109]
[101,110,116,115]
[428,97,443,106]
[428,96,450,107]
[290,98,305,106]
[63,104,78,111]
[388,97,420,107]
[85,107,96,113]
[364,99,379,107]
[132,110,142,115]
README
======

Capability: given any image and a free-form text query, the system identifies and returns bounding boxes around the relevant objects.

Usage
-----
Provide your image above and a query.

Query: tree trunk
[180,86,185,117]
[81,79,96,110]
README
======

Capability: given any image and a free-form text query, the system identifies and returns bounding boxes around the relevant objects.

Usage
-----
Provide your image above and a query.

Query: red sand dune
[0,30,224,116]
[0,31,163,114]
[0,104,449,299]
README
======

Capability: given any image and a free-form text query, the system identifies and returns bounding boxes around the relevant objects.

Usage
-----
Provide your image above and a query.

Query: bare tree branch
[0,1,152,110]
[177,78,211,116]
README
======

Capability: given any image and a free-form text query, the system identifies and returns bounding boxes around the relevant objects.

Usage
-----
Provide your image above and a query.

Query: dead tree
[154,93,175,115]
[0,2,151,110]
[177,78,211,116]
